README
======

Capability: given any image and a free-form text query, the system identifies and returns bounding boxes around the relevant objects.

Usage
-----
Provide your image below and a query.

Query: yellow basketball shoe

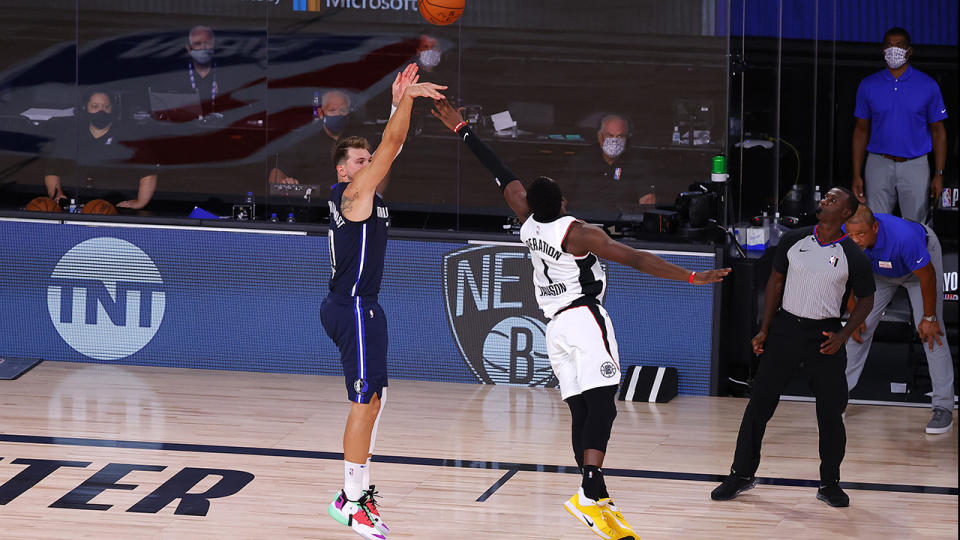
[564,488,616,539]
[598,497,639,540]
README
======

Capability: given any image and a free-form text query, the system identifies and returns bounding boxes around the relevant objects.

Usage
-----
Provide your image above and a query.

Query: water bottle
[287,212,296,223]
[269,212,278,223]
[68,198,77,213]
[813,185,821,203]
[768,212,784,247]
[245,191,255,220]
[671,126,681,144]
[312,91,320,122]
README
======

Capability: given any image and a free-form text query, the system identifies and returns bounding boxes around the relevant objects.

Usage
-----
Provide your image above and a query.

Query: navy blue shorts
[320,293,388,403]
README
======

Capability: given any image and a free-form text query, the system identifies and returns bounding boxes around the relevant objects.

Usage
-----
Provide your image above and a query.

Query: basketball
[81,199,118,215]
[25,196,62,213]
[418,0,464,26]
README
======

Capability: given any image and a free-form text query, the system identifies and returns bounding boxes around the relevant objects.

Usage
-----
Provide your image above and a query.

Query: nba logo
[47,237,165,361]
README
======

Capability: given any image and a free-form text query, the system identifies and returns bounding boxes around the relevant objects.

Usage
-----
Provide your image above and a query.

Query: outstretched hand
[431,98,465,132]
[402,82,447,101]
[391,64,419,107]
[691,268,731,284]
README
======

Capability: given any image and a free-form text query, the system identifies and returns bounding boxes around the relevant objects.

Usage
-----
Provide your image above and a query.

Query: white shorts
[546,302,621,400]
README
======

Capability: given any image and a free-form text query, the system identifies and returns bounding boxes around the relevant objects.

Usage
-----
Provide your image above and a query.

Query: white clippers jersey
[520,215,606,319]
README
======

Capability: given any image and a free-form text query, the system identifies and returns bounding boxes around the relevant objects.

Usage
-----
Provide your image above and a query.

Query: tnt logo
[47,238,165,360]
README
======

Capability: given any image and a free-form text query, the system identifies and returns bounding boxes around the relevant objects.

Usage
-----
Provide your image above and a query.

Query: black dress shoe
[816,482,850,507]
[711,474,757,501]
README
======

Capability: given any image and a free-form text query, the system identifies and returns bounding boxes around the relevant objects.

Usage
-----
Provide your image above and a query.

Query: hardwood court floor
[1,361,956,540]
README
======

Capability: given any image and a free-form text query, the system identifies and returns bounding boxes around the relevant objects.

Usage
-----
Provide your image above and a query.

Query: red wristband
[453,121,468,133]
[688,271,696,284]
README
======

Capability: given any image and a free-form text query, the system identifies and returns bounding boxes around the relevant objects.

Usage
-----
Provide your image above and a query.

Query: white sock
[578,487,597,506]
[344,460,365,501]
[362,457,371,491]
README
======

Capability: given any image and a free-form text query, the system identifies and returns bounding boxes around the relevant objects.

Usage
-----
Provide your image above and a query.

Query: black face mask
[87,110,113,129]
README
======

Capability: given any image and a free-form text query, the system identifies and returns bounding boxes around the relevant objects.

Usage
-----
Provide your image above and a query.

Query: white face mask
[884,46,908,69]
[602,137,626,158]
[418,49,441,69]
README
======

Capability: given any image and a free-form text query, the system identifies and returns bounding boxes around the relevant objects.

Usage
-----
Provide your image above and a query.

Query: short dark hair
[525,176,563,221]
[331,136,371,168]
[883,27,911,47]
[846,203,875,226]
[82,88,115,108]
[835,186,859,217]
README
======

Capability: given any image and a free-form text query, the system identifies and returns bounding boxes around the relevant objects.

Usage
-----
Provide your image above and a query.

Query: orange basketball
[418,0,464,25]
[25,196,62,213]
[81,199,118,215]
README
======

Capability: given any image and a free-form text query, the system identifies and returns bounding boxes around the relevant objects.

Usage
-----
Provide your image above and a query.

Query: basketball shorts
[320,292,388,404]
[546,301,621,400]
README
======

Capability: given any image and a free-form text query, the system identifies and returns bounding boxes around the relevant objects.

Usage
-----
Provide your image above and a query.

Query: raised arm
[340,81,446,221]
[376,63,422,196]
[431,99,531,221]
[564,221,731,284]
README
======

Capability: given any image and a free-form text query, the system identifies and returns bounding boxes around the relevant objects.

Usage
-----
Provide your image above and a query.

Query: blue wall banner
[0,219,718,395]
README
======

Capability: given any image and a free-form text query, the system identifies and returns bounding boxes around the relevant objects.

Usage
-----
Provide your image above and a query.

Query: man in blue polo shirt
[844,205,954,433]
[852,27,947,223]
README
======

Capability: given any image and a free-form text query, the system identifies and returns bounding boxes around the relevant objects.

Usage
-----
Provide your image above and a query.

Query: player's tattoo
[341,188,356,213]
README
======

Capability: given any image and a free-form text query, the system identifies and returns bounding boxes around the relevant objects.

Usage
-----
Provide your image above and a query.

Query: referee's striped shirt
[774,226,875,320]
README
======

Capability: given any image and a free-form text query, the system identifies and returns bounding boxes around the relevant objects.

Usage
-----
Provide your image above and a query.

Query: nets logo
[47,238,165,360]
[442,244,556,387]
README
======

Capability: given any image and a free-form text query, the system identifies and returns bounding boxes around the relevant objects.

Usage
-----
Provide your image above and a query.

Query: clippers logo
[443,245,556,387]
[600,361,618,378]
[47,238,165,360]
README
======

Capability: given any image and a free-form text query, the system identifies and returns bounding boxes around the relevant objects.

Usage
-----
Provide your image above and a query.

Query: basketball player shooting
[321,67,446,540]
[432,98,730,540]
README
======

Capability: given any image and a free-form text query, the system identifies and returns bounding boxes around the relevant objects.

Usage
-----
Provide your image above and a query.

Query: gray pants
[864,153,930,223]
[845,225,954,411]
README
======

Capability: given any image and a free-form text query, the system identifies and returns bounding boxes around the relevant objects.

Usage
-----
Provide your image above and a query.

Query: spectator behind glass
[852,27,948,222]
[564,114,656,218]
[268,89,367,186]
[43,89,158,209]
[269,65,420,187]
[408,29,457,136]
[150,24,255,122]
[184,25,221,119]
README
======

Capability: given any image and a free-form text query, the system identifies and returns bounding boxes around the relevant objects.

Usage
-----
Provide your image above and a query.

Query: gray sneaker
[925,408,953,434]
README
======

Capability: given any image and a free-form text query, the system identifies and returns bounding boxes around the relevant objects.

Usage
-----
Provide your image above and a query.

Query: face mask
[323,114,349,134]
[189,48,214,65]
[602,137,626,158]
[884,46,907,69]
[418,49,441,69]
[88,110,112,129]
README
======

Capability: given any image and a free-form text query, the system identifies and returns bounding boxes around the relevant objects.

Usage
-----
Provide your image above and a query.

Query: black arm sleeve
[458,125,518,192]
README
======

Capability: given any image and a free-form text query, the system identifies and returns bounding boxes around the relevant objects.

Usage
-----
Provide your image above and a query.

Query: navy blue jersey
[327,182,390,297]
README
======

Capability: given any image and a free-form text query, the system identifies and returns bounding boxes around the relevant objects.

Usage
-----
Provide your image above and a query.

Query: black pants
[732,310,849,483]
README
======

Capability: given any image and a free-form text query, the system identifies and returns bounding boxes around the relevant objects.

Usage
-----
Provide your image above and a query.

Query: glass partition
[0,0,729,228]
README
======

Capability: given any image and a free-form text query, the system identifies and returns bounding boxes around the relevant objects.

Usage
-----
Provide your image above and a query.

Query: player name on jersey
[538,282,568,296]
[525,237,563,260]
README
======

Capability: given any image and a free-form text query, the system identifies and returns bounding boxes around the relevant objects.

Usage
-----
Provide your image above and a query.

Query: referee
[712,187,876,507]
